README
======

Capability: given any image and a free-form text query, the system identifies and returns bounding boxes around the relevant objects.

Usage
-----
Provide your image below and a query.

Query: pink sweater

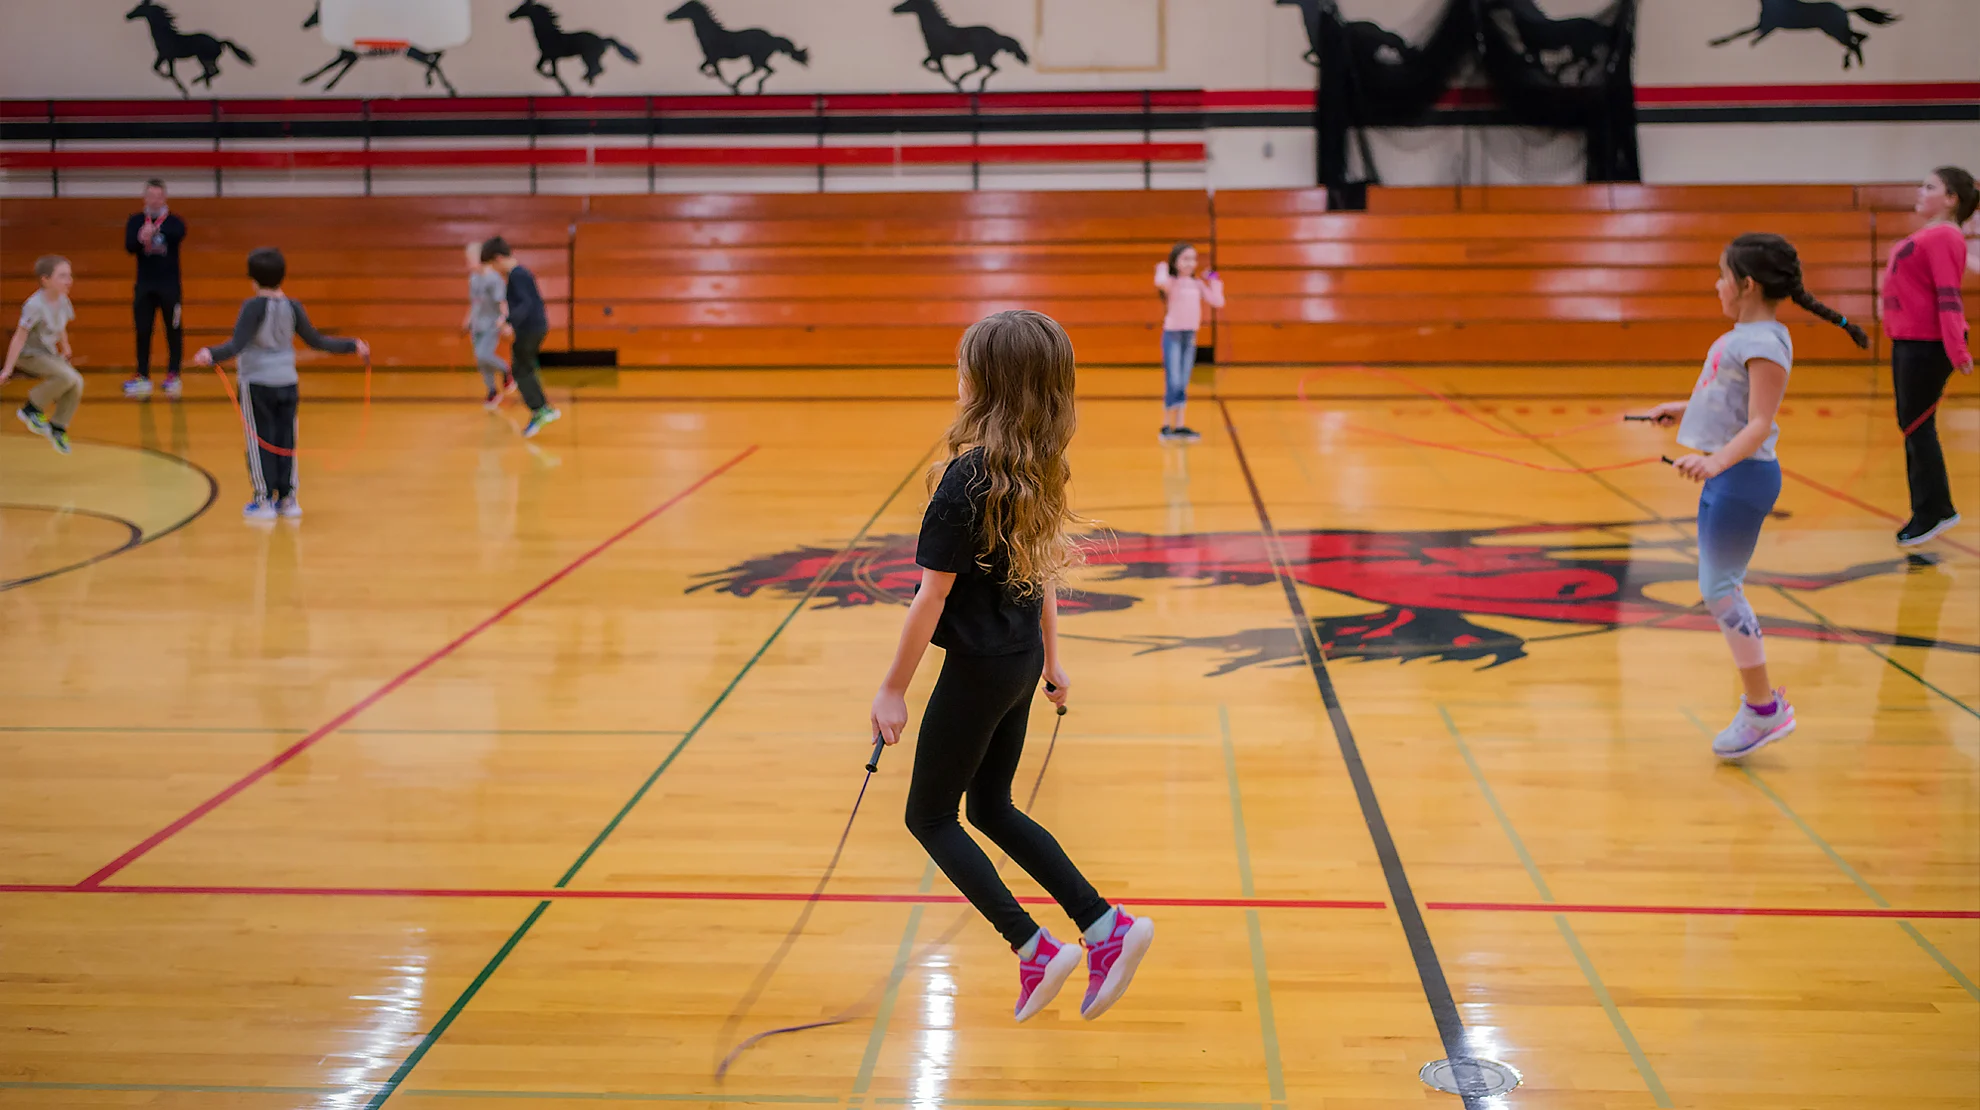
[1154,264,1225,332]
[1882,221,1971,367]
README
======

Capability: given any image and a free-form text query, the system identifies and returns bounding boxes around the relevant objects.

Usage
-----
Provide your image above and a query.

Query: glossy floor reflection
[1,366,1975,1109]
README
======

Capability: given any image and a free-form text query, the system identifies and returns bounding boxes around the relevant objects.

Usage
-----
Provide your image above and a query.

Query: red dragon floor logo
[690,520,1973,673]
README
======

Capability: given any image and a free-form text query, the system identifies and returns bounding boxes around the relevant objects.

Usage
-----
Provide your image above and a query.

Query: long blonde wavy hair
[934,309,1082,598]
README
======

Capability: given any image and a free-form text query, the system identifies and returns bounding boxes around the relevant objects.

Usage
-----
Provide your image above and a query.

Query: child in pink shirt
[1883,166,1975,545]
[1153,242,1225,441]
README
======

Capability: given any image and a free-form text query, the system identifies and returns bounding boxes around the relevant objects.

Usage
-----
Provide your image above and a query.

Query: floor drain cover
[1418,1056,1522,1097]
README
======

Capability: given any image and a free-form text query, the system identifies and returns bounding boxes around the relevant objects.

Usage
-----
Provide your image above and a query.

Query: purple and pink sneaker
[1013,930,1083,1023]
[1079,908,1155,1020]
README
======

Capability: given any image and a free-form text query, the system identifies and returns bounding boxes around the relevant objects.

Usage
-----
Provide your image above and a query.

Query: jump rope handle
[1045,681,1068,717]
[1623,414,1654,422]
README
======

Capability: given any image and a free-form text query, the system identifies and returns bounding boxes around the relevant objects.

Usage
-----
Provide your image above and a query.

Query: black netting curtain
[1312,0,1641,207]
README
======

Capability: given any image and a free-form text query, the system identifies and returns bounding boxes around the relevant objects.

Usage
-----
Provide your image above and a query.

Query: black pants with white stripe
[242,381,299,500]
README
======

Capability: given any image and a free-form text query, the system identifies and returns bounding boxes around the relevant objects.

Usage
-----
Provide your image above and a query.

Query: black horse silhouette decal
[665,1,807,95]
[299,3,456,95]
[1486,0,1613,83]
[892,0,1027,92]
[1710,0,1899,70]
[124,0,254,98]
[1275,0,1416,69]
[508,0,640,94]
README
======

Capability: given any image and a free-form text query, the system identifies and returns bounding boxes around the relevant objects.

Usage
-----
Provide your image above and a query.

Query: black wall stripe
[4,103,1969,146]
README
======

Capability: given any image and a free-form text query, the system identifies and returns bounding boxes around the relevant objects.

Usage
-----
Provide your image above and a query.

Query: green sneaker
[15,406,50,439]
[523,406,562,439]
[48,428,71,455]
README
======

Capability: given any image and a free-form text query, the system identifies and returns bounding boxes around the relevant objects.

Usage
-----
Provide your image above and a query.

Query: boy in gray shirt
[463,242,511,409]
[193,248,369,522]
[2,255,83,455]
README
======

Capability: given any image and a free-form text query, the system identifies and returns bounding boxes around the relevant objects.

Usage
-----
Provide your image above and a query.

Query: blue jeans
[1161,330,1197,408]
[1696,457,1781,601]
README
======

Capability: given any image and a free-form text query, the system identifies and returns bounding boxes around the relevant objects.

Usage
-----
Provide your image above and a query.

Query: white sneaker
[242,498,277,522]
[161,374,183,398]
[276,495,302,519]
[1712,690,1796,760]
[122,377,153,398]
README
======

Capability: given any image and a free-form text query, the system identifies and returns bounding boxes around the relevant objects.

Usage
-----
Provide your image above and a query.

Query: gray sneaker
[1712,690,1796,761]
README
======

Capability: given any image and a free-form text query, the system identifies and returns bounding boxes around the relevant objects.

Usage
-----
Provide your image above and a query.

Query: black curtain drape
[1311,0,1641,208]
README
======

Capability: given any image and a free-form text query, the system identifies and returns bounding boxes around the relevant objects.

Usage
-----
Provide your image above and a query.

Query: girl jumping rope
[870,309,1153,1022]
[1642,233,1869,760]
[1153,242,1224,442]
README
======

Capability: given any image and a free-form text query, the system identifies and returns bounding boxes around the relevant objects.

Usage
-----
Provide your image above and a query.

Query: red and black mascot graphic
[692,520,1972,674]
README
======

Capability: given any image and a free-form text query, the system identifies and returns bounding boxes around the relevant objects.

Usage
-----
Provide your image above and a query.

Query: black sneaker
[1158,425,1174,438]
[1170,425,1202,442]
[1897,513,1961,547]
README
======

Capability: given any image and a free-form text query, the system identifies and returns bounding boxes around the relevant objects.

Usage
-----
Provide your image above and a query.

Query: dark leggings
[1893,339,1958,524]
[133,285,182,379]
[905,645,1109,948]
[511,326,550,411]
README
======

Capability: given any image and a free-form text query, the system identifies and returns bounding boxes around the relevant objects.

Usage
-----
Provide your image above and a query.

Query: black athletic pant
[511,326,549,411]
[1893,339,1958,525]
[905,644,1109,949]
[242,381,299,500]
[133,284,183,379]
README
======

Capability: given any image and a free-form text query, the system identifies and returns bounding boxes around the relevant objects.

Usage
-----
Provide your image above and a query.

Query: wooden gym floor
[2,364,1976,1109]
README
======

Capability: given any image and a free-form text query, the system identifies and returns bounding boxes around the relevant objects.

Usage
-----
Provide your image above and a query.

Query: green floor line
[1552,914,1675,1108]
[1682,708,1980,1003]
[358,447,937,1108]
[1436,705,1555,903]
[1219,706,1288,1106]
[850,900,927,1101]
[362,900,553,1110]
[1439,703,1673,1106]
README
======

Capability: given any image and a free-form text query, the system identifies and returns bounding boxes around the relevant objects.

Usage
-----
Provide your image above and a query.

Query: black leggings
[134,285,182,379]
[1893,339,1958,524]
[905,645,1109,948]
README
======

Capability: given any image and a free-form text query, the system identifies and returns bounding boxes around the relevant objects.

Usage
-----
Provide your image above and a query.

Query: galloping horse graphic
[666,1,808,95]
[124,0,254,98]
[1710,0,1900,70]
[300,3,456,96]
[508,0,641,94]
[891,0,1028,92]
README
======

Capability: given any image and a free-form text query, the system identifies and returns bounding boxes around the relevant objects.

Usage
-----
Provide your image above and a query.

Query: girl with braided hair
[1639,233,1869,760]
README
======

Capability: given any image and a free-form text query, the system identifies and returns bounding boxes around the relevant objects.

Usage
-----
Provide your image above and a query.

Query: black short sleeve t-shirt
[916,448,1045,656]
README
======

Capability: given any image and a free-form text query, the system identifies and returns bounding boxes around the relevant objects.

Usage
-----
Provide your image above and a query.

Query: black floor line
[1215,397,1483,1108]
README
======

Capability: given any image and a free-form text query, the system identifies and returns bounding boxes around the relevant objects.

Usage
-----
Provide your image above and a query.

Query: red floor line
[72,445,760,890]
[1780,464,1980,558]
[1426,900,1980,920]
[7,883,1974,920]
[0,883,1386,911]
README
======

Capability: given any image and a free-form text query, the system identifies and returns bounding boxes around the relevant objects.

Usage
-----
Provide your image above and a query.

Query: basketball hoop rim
[353,38,411,52]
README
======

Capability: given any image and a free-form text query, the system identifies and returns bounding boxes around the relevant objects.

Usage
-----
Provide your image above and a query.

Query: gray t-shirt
[1677,320,1793,462]
[17,290,73,357]
[468,270,506,332]
[206,293,358,387]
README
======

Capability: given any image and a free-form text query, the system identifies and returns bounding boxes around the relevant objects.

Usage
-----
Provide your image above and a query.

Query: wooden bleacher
[0,183,1961,372]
